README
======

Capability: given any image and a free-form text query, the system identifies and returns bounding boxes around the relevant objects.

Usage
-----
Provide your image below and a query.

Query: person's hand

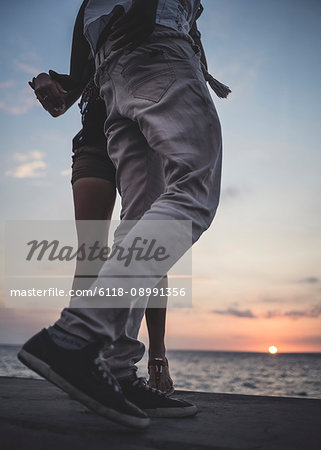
[48,70,80,92]
[29,73,67,117]
[108,0,158,54]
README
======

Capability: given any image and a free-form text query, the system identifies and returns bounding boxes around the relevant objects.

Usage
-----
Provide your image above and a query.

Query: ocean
[1,345,320,399]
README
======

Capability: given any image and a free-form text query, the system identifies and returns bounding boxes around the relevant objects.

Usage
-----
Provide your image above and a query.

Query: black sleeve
[69,0,93,85]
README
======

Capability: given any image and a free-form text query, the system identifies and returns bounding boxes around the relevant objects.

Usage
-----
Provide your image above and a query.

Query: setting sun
[269,346,278,354]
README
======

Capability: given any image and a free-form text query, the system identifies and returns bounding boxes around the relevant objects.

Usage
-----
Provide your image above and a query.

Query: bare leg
[146,307,167,360]
[72,177,116,291]
[73,177,116,221]
[146,277,174,395]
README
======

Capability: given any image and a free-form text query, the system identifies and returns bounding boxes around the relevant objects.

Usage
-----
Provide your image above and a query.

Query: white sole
[18,348,150,429]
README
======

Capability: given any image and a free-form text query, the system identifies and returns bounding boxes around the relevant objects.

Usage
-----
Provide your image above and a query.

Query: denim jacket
[84,0,201,53]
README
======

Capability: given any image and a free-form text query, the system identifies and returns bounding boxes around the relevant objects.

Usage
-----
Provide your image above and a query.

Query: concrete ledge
[0,377,320,450]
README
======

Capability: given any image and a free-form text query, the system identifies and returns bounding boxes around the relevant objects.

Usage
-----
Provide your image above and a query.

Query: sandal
[148,357,175,396]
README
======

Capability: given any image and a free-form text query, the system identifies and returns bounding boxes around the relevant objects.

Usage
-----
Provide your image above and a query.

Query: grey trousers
[56,28,222,378]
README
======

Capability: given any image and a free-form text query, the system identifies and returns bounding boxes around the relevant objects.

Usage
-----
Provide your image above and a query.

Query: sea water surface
[0,345,320,399]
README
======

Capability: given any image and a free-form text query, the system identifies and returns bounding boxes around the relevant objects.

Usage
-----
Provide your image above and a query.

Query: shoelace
[94,351,121,393]
[132,377,165,397]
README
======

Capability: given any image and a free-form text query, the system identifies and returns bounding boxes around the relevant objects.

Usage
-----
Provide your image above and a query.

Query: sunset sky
[1,0,320,352]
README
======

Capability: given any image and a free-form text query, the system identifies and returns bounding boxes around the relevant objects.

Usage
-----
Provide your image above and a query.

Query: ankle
[148,346,166,361]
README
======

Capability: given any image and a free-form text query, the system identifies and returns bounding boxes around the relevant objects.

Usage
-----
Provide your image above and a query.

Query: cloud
[60,169,72,177]
[0,86,38,115]
[5,151,46,179]
[297,277,319,284]
[261,297,283,304]
[264,304,321,320]
[0,81,15,88]
[285,305,321,319]
[14,60,40,76]
[14,151,44,163]
[212,307,256,318]
[29,151,44,160]
[6,161,46,179]
[212,303,321,321]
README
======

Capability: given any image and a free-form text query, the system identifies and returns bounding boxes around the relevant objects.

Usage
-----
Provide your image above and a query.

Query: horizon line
[0,343,320,354]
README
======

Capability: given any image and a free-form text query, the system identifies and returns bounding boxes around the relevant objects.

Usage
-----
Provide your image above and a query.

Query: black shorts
[71,144,116,185]
[71,79,116,186]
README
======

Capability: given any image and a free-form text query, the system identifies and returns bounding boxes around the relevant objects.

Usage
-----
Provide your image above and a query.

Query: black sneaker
[18,329,150,429]
[119,375,198,418]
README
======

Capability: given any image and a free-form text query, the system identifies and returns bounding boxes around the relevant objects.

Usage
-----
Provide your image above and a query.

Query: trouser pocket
[121,50,176,103]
